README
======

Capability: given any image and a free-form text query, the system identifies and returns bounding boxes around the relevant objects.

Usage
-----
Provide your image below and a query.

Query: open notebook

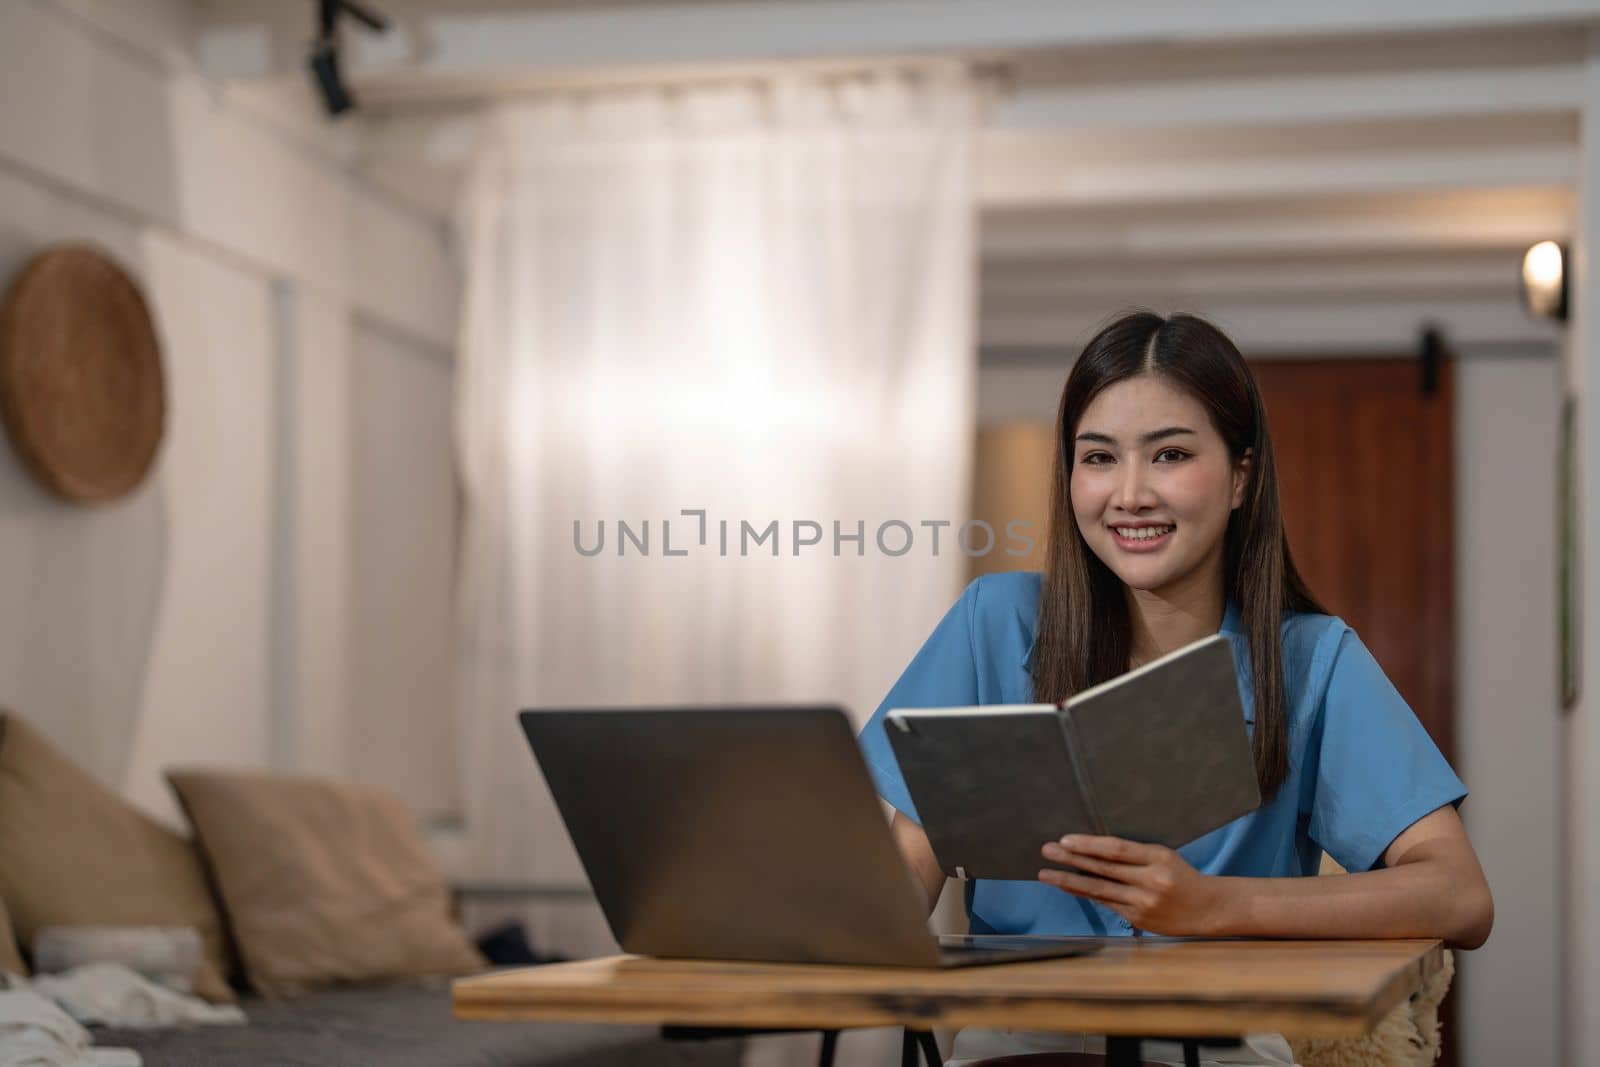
[884,632,1262,881]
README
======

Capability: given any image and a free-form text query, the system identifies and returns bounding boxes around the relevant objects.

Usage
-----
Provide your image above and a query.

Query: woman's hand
[1039,835,1232,936]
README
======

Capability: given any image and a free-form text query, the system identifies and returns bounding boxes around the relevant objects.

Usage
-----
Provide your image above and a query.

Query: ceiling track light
[309,0,391,118]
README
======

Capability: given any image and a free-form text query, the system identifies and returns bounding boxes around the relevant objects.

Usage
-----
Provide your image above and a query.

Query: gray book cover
[885,633,1261,882]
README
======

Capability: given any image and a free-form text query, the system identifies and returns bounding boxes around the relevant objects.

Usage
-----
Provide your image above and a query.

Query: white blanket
[0,990,140,1067]
[25,964,245,1030]
[0,962,249,1066]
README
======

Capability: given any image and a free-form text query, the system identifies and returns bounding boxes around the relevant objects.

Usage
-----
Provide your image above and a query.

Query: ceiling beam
[979,141,1577,208]
[384,0,1600,74]
[980,204,1573,261]
[984,260,1521,304]
[355,108,1580,216]
[185,0,1600,105]
[979,294,1559,352]
[993,63,1585,132]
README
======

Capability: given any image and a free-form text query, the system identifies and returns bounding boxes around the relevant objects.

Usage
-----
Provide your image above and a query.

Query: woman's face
[1068,373,1250,597]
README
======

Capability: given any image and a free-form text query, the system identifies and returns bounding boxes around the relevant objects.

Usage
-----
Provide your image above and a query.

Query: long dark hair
[1032,310,1324,801]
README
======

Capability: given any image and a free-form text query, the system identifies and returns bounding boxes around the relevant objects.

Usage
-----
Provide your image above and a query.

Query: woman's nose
[1115,464,1156,512]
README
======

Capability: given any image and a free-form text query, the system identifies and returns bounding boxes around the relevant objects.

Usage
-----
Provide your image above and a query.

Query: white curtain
[453,69,981,897]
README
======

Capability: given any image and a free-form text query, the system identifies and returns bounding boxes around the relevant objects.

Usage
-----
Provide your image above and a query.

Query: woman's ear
[1231,448,1254,509]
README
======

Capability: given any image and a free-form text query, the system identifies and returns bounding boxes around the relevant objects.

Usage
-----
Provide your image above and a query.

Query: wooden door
[1251,357,1456,765]
[1250,355,1458,1067]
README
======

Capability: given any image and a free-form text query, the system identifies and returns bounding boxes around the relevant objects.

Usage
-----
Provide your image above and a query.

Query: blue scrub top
[855,570,1468,937]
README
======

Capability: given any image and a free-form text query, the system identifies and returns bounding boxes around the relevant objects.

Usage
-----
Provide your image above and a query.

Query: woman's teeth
[1114,525,1173,541]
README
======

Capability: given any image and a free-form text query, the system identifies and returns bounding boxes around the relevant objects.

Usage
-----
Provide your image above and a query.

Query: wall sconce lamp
[1521,240,1568,323]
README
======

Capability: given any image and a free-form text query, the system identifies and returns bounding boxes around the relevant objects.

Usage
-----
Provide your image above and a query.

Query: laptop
[517,705,1102,968]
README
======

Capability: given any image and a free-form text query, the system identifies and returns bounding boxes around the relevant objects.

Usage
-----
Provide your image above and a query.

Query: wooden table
[455,937,1445,1065]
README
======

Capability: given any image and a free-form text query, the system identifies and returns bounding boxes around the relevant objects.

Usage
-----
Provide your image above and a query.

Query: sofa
[0,712,742,1066]
[91,980,742,1067]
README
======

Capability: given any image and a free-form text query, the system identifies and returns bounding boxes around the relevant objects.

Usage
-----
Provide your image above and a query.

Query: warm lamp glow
[1521,240,1568,321]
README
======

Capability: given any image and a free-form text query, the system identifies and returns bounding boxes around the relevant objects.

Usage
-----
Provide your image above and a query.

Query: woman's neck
[1125,566,1226,669]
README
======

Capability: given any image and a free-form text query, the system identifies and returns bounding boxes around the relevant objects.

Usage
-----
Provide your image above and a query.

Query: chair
[1285,854,1455,1067]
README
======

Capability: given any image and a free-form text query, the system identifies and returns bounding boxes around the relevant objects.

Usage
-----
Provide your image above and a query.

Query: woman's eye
[1079,452,1112,466]
[1155,448,1190,463]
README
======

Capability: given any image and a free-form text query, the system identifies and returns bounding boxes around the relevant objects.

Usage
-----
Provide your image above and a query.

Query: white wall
[977,349,1564,1067]
[1453,352,1562,1067]
[120,232,276,820]
[276,286,353,780]
[1563,33,1600,1067]
[0,0,460,824]
[347,320,459,818]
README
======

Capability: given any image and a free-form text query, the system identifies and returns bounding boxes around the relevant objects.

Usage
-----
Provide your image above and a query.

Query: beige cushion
[0,713,233,1000]
[168,769,486,997]
[0,893,25,976]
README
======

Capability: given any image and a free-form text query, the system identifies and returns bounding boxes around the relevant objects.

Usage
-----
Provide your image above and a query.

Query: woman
[856,311,1493,1067]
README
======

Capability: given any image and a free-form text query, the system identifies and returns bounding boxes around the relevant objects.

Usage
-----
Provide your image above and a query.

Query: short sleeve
[855,582,981,824]
[1305,628,1467,873]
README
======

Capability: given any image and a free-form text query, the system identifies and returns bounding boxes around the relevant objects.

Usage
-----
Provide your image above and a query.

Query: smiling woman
[1039,312,1319,782]
[854,311,1493,1067]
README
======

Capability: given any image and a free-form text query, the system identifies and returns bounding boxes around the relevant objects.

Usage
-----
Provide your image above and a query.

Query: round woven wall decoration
[0,244,166,503]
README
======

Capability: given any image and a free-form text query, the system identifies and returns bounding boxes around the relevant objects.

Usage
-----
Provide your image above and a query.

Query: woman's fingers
[1041,842,1143,882]
[1054,834,1160,863]
[1037,867,1142,907]
[1039,835,1214,937]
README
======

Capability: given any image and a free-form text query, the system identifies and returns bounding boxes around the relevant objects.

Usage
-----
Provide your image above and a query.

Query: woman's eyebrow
[1074,426,1198,446]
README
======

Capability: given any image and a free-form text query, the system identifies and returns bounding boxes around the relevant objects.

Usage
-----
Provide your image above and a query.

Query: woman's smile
[1109,523,1175,552]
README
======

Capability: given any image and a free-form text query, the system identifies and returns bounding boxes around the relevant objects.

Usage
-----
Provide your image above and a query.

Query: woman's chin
[1116,574,1173,593]
[1104,558,1186,593]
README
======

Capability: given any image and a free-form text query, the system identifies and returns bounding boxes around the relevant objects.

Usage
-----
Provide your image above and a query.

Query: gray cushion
[92,979,745,1067]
